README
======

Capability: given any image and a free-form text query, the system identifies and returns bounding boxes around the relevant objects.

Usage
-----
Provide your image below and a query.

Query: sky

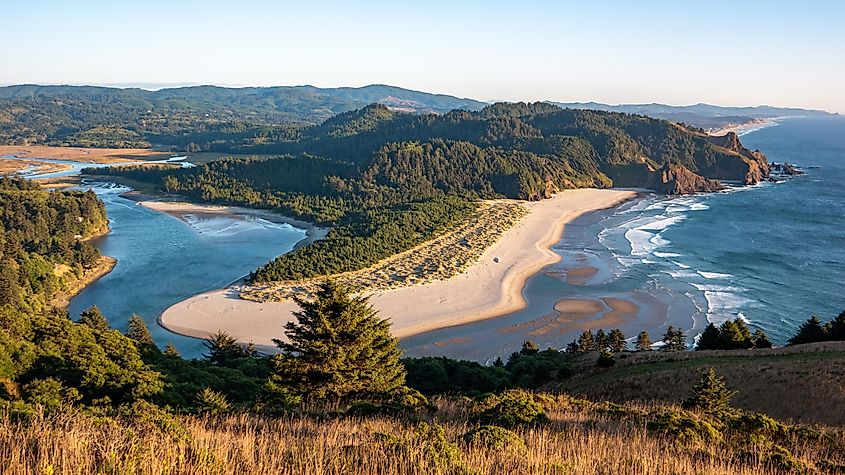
[1,0,843,112]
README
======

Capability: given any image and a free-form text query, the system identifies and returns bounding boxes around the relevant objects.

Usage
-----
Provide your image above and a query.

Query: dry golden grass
[2,397,839,475]
[0,145,170,164]
[560,342,845,426]
[242,201,529,302]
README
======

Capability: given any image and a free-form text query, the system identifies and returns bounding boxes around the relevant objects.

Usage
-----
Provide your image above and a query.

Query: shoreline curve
[157,189,639,352]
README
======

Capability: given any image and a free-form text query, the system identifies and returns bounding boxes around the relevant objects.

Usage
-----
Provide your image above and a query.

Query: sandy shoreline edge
[155,189,638,352]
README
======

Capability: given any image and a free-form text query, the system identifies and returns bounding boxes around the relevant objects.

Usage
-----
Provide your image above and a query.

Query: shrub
[647,410,722,446]
[195,388,231,415]
[768,445,804,473]
[596,349,616,367]
[682,368,736,418]
[473,389,548,427]
[23,378,81,413]
[463,425,524,450]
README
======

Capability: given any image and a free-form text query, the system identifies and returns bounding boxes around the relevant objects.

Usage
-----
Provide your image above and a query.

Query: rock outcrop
[647,162,725,195]
[705,132,771,184]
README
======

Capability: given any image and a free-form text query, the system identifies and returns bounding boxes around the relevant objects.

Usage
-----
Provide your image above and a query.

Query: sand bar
[0,145,170,164]
[158,189,637,351]
[137,200,328,250]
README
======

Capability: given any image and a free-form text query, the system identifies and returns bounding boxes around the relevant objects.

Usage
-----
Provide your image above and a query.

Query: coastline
[157,189,638,351]
[707,117,780,136]
[50,256,117,308]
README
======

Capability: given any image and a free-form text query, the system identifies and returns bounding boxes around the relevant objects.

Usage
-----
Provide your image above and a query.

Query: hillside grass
[2,396,842,475]
[559,342,845,426]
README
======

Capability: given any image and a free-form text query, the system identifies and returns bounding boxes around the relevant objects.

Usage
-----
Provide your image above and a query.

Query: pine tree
[594,329,608,351]
[788,316,827,345]
[195,388,231,415]
[0,259,18,306]
[125,314,154,346]
[79,306,109,332]
[696,323,721,350]
[576,330,596,353]
[719,319,753,349]
[269,280,405,402]
[682,368,736,417]
[752,329,773,349]
[635,331,652,351]
[826,311,845,340]
[608,329,626,353]
[204,330,248,365]
[520,340,539,355]
[662,326,686,351]
[164,343,181,357]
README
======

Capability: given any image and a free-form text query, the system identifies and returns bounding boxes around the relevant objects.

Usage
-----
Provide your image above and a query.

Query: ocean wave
[697,271,733,279]
[653,251,682,258]
[670,260,691,269]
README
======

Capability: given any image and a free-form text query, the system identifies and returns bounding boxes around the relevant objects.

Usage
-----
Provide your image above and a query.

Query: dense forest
[91,102,772,281]
[0,177,108,310]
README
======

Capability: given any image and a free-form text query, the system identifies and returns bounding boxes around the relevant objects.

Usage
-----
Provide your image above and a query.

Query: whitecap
[653,251,682,258]
[697,271,733,279]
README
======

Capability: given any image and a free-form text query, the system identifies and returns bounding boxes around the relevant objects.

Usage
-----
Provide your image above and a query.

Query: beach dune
[158,189,637,351]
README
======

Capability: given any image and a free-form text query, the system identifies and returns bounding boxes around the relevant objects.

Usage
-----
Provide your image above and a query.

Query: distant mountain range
[550,102,835,131]
[0,83,836,148]
[0,84,487,123]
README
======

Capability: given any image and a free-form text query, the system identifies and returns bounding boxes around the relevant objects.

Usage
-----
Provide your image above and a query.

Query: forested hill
[0,84,486,147]
[229,101,771,195]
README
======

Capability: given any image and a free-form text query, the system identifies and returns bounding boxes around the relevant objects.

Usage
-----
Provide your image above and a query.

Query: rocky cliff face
[705,132,771,184]
[646,162,725,195]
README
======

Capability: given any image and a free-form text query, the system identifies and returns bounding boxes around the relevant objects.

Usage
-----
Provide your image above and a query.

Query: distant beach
[708,117,781,137]
[157,189,637,351]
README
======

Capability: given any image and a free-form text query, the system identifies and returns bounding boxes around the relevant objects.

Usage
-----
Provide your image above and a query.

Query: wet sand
[156,189,637,351]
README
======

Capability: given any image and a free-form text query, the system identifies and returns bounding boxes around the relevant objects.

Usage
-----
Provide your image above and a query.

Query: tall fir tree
[79,306,109,332]
[696,323,721,351]
[788,316,827,345]
[269,280,405,402]
[608,329,626,353]
[635,331,652,351]
[682,368,737,417]
[125,314,154,346]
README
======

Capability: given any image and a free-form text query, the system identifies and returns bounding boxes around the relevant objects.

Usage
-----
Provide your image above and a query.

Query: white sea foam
[662,270,698,279]
[653,251,682,258]
[670,260,691,269]
[697,271,733,279]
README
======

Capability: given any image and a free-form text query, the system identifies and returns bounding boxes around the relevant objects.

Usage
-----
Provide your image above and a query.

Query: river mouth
[66,181,309,358]
[4,154,309,359]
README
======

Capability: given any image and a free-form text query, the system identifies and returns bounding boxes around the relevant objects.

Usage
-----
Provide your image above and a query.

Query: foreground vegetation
[3,392,843,475]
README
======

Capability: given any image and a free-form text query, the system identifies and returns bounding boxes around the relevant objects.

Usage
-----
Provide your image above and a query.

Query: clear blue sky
[2,0,843,112]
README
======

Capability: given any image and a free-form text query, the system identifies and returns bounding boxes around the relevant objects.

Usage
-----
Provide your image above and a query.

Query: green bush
[463,425,524,450]
[646,410,722,446]
[473,389,548,428]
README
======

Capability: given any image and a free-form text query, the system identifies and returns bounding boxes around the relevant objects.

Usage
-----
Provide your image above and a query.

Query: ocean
[401,116,845,362]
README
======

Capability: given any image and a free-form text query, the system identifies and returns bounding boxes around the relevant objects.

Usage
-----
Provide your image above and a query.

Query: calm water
[66,182,307,358]
[402,117,845,361]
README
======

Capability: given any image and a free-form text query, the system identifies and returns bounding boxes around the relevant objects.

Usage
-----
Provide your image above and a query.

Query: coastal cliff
[647,162,724,195]
[704,131,771,184]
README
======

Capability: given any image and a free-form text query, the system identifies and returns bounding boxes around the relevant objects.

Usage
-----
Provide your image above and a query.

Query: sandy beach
[707,118,778,136]
[137,200,328,249]
[157,189,636,351]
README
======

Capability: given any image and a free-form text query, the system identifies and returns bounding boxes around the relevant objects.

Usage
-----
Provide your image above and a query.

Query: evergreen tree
[195,388,231,415]
[695,323,721,351]
[576,330,596,353]
[269,281,405,402]
[164,343,181,357]
[788,316,827,345]
[635,331,652,351]
[125,314,154,346]
[661,326,686,351]
[826,311,845,340]
[594,329,608,351]
[752,329,773,349]
[682,368,736,417]
[204,330,249,366]
[719,319,753,349]
[608,329,626,353]
[79,306,109,332]
[0,260,18,306]
[520,340,539,355]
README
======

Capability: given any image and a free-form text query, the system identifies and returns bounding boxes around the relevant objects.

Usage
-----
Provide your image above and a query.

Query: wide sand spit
[154,189,637,352]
